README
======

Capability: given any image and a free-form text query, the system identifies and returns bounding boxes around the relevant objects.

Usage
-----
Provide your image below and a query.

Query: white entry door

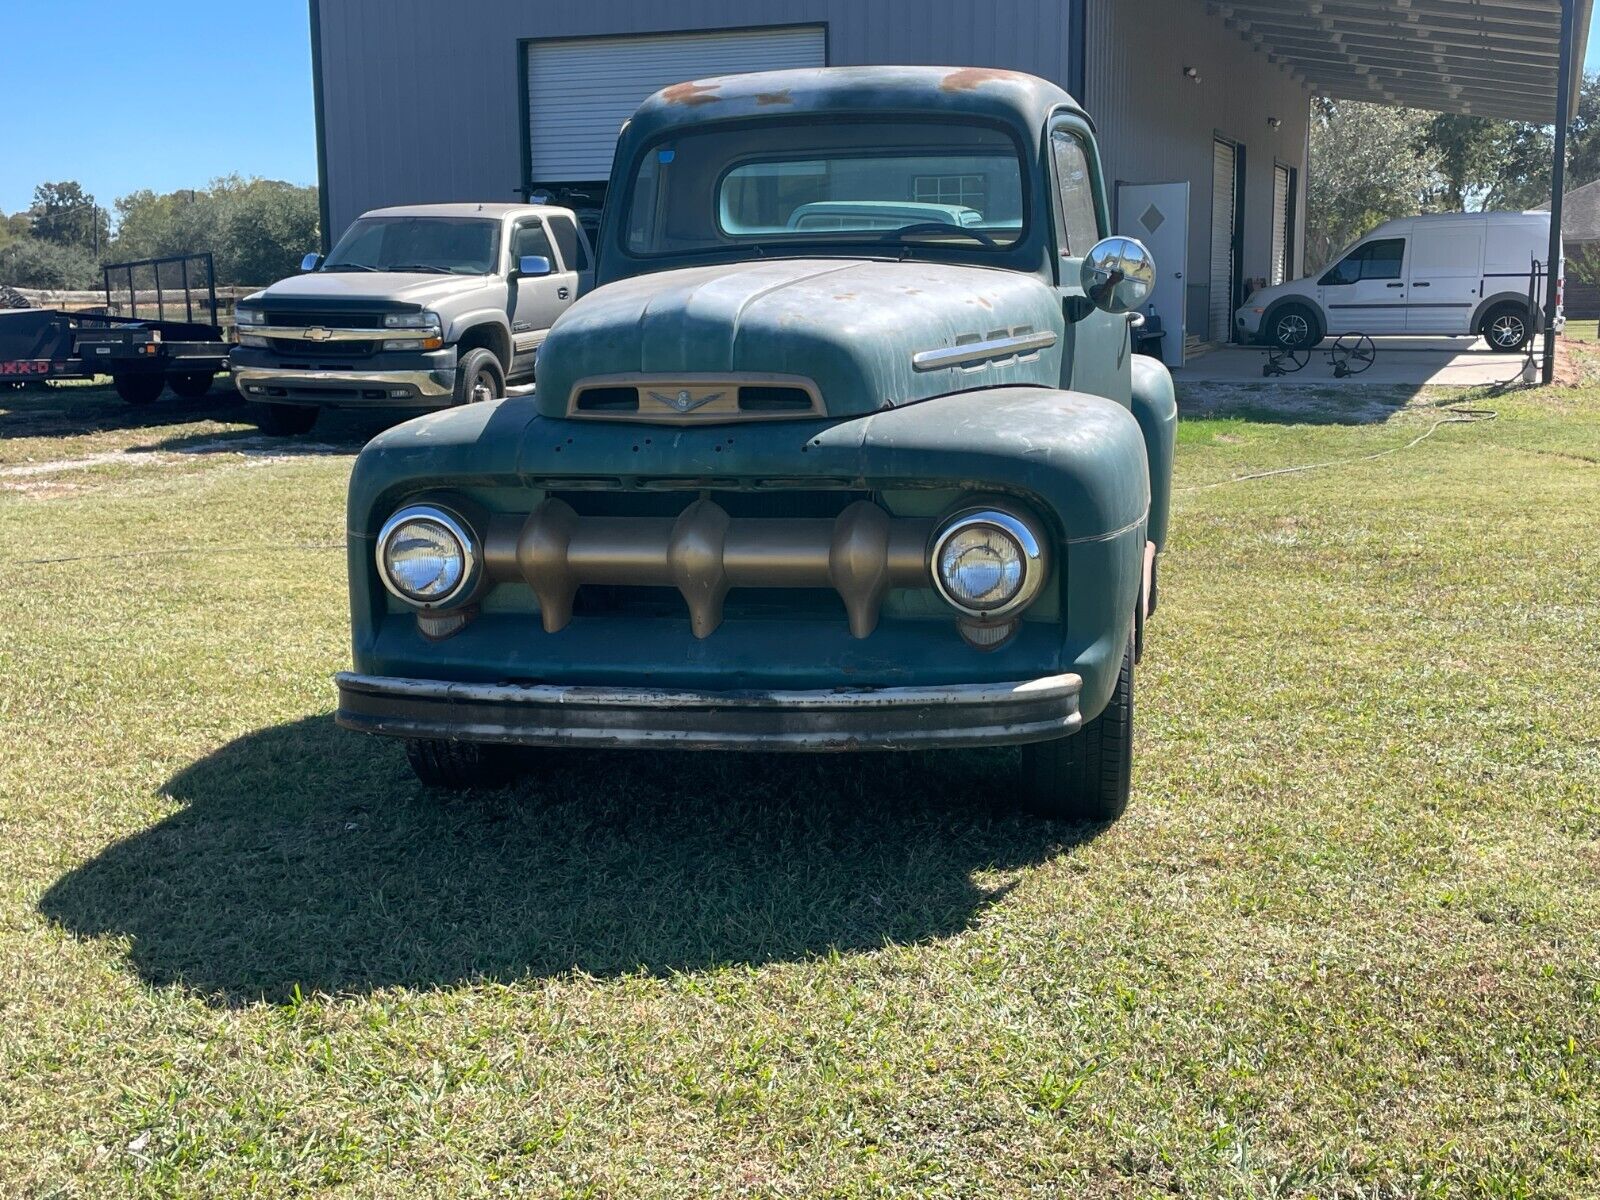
[1117,181,1189,368]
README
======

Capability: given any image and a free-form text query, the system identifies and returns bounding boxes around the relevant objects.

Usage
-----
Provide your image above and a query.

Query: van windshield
[622,118,1027,258]
[322,217,500,274]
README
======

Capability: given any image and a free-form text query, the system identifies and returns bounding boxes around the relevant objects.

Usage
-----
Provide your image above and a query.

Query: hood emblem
[303,327,334,342]
[650,388,723,413]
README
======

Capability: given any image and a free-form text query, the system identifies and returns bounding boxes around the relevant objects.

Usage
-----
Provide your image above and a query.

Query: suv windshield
[623,119,1027,258]
[322,217,499,274]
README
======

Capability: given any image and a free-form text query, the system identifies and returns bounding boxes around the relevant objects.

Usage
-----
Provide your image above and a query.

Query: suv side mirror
[300,252,323,272]
[1080,237,1156,315]
[516,255,552,278]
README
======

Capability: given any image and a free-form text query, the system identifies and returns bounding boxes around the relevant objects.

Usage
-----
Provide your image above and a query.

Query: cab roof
[626,65,1083,143]
[357,202,566,221]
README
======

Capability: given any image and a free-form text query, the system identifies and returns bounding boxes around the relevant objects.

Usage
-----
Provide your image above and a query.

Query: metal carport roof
[1208,0,1592,122]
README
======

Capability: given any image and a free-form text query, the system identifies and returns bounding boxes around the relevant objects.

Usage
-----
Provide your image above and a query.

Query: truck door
[1406,222,1482,334]
[545,212,595,298]
[508,218,574,375]
[1317,237,1407,335]
[1050,123,1130,404]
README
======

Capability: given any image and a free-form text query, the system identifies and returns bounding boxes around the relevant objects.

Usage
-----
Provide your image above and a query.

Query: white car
[1238,211,1560,353]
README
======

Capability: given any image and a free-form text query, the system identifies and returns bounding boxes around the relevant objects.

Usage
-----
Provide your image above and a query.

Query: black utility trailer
[0,252,231,405]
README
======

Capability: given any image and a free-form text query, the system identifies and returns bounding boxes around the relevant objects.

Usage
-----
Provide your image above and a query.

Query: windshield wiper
[387,264,453,274]
[876,222,1000,249]
[320,263,379,272]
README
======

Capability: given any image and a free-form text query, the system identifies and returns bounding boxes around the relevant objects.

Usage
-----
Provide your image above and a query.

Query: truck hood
[534,258,1064,420]
[243,271,490,311]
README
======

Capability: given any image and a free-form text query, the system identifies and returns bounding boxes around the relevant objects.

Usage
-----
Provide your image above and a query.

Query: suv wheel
[405,738,519,790]
[1481,303,1533,353]
[1018,638,1134,823]
[454,348,505,406]
[257,402,319,436]
[1268,303,1319,350]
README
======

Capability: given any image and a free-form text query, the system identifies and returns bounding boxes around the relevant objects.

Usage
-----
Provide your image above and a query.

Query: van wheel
[405,738,519,790]
[1018,638,1134,823]
[1481,303,1533,353]
[113,374,165,406]
[454,348,505,406]
[257,402,319,436]
[1268,303,1320,350]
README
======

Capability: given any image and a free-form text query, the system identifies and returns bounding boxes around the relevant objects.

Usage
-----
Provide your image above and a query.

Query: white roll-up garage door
[1209,138,1238,344]
[526,27,827,183]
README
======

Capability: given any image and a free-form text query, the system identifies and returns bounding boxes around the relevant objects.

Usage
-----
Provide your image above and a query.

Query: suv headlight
[376,504,477,607]
[930,508,1047,619]
[382,311,443,350]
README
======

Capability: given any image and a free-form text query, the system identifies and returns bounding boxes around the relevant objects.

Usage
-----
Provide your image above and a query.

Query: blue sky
[4,2,1600,219]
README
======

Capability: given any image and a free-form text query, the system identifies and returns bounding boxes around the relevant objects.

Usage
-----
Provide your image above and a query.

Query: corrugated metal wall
[315,0,1075,240]
[1083,0,1311,343]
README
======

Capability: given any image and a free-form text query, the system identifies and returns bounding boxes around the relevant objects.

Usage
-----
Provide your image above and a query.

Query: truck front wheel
[257,403,319,436]
[454,348,505,406]
[405,738,519,790]
[1018,638,1134,823]
[113,374,165,406]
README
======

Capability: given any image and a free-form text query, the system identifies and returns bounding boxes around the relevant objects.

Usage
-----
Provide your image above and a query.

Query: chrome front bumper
[334,670,1084,752]
[232,365,456,406]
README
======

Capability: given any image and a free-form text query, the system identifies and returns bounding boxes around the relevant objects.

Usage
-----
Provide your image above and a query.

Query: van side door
[1317,237,1408,335]
[1406,222,1482,334]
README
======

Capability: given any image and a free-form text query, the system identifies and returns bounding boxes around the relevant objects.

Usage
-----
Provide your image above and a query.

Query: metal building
[308,0,1587,366]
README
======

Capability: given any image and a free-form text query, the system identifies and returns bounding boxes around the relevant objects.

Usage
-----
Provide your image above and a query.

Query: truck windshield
[322,217,500,274]
[622,118,1027,258]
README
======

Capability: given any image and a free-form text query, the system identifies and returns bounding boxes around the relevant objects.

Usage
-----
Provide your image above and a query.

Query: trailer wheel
[167,371,216,399]
[113,374,165,406]
[257,403,319,436]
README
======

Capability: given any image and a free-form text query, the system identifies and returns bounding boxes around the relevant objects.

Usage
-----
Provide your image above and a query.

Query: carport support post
[1544,0,1575,386]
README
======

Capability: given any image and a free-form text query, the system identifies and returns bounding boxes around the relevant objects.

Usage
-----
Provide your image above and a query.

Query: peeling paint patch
[662,80,722,107]
[940,67,1025,93]
[754,89,793,106]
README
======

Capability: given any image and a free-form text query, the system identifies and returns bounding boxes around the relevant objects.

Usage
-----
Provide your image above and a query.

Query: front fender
[1130,354,1176,552]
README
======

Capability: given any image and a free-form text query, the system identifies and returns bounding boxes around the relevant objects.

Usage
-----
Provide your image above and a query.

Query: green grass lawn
[2,376,1597,1198]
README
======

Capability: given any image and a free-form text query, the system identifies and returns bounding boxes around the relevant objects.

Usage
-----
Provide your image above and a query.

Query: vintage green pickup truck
[335,65,1176,822]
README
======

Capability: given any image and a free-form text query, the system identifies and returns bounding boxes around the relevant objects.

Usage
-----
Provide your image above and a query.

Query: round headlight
[930,509,1046,619]
[376,505,476,607]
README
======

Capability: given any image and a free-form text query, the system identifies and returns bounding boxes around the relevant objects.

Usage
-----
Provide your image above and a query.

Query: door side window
[546,214,589,271]
[511,221,555,268]
[1049,129,1102,257]
[1320,238,1405,285]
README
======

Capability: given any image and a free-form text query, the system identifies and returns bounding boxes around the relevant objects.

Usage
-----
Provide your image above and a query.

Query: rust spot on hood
[755,89,793,105]
[662,80,722,106]
[940,67,1026,92]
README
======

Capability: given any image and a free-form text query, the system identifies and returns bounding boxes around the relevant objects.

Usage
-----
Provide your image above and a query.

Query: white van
[1237,212,1561,353]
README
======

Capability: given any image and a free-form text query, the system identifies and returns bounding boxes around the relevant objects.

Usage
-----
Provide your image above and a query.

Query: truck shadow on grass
[39,716,1094,1005]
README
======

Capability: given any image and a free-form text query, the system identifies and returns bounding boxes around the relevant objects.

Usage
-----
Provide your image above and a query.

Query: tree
[1306,98,1438,267]
[0,237,99,289]
[28,181,109,254]
[109,177,319,286]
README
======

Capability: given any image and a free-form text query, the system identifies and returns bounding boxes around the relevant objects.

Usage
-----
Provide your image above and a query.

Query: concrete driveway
[1177,336,1539,388]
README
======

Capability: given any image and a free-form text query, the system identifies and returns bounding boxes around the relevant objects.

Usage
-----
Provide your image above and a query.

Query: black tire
[453,347,505,406]
[256,402,319,436]
[405,738,519,790]
[1266,303,1320,350]
[113,373,165,406]
[1019,638,1134,823]
[1481,303,1534,353]
[167,371,216,399]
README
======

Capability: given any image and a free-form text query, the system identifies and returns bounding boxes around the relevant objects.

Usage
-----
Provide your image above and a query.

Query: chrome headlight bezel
[929,508,1048,620]
[375,504,478,609]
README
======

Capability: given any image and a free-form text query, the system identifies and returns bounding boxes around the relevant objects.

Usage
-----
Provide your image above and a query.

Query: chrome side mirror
[517,255,552,278]
[1080,236,1156,315]
[300,252,323,272]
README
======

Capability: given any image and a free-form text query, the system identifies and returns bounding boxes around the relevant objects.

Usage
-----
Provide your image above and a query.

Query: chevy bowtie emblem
[649,388,723,413]
[303,327,333,342]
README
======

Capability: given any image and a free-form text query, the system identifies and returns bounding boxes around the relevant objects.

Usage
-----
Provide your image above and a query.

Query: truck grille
[268,338,378,357]
[263,310,386,329]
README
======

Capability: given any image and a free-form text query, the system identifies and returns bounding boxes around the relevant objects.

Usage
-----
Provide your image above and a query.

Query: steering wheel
[880,221,999,248]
